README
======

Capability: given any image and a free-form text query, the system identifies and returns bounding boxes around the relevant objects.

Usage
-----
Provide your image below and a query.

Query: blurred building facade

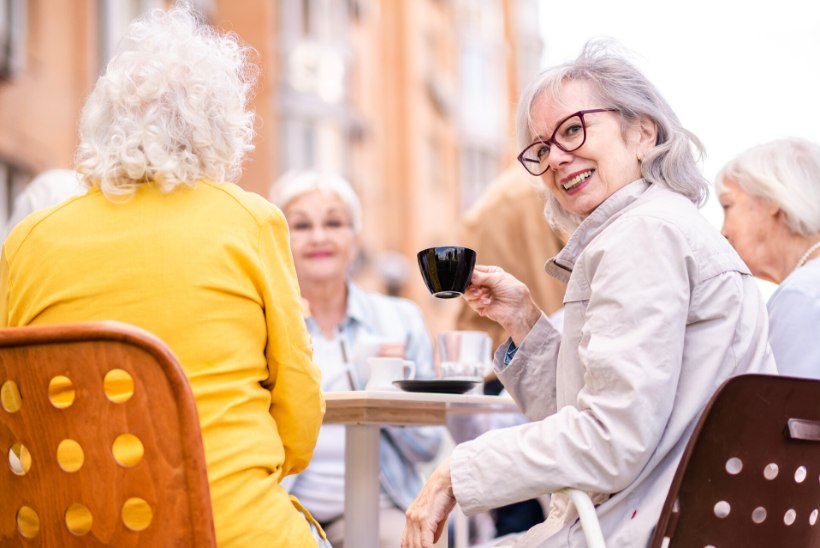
[0,0,542,334]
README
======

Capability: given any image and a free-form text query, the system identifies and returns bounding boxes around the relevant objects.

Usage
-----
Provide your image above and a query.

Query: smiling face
[283,189,359,285]
[530,79,655,218]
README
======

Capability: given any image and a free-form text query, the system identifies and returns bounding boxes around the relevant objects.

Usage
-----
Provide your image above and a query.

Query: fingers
[473,264,504,274]
[402,509,435,548]
[402,461,456,547]
[468,264,507,289]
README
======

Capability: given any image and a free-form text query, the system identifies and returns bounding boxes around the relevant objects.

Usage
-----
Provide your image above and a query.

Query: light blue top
[284,281,442,521]
[767,257,820,379]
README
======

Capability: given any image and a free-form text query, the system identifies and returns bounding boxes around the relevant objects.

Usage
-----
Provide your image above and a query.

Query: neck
[794,238,820,271]
[302,278,348,338]
[759,231,819,283]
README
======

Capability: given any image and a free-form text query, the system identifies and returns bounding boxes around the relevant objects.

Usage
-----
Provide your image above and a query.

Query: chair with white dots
[650,373,820,547]
[0,321,216,546]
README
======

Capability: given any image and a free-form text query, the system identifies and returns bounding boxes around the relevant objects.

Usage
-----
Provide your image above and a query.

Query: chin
[308,268,345,282]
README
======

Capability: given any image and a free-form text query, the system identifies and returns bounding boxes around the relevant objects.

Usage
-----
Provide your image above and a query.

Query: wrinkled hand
[462,265,541,345]
[402,459,457,548]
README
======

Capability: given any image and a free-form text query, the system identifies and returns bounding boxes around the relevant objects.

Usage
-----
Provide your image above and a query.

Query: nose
[720,224,731,242]
[310,225,331,241]
[545,144,573,171]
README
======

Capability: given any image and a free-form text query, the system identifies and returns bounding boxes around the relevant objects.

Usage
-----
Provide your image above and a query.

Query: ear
[767,199,781,217]
[634,116,658,160]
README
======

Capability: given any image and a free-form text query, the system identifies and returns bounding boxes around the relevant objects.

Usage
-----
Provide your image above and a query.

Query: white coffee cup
[365,357,415,391]
[352,334,406,384]
[437,331,491,381]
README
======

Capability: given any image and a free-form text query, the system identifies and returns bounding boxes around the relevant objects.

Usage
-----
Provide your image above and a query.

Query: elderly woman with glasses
[715,137,820,379]
[270,170,442,548]
[402,40,776,548]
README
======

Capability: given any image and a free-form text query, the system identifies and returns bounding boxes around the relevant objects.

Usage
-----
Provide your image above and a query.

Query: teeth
[563,170,593,190]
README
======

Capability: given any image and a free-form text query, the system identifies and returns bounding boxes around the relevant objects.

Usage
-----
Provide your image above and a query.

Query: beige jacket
[450,180,776,547]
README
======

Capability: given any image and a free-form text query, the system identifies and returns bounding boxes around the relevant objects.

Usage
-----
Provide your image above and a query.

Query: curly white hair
[75,2,257,198]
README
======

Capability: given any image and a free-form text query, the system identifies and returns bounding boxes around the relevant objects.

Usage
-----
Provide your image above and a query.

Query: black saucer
[393,379,480,394]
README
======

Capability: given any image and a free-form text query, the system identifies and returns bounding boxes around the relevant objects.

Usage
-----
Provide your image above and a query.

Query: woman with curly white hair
[0,4,327,546]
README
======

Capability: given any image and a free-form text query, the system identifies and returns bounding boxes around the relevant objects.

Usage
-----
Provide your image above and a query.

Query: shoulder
[613,186,748,277]
[771,261,820,303]
[3,192,88,258]
[461,168,544,228]
[200,181,286,228]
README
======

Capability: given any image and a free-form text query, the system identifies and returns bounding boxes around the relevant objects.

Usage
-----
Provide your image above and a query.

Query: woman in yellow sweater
[0,5,326,546]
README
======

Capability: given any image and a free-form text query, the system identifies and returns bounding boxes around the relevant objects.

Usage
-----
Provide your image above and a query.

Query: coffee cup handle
[403,360,416,380]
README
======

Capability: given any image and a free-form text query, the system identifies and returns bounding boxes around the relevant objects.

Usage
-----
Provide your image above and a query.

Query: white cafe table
[323,389,517,548]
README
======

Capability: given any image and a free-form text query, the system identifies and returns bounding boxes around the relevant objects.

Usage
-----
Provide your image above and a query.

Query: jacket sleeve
[451,216,694,513]
[259,209,325,478]
[495,313,562,420]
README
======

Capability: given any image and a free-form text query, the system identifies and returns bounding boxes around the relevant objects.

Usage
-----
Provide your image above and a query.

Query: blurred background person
[270,169,443,548]
[403,40,775,548]
[715,137,820,379]
[0,5,327,546]
[2,169,85,242]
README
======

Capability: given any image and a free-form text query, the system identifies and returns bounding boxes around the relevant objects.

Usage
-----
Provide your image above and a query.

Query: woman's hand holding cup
[463,265,542,346]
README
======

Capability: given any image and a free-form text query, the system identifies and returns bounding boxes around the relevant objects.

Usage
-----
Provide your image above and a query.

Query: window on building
[0,0,26,80]
[278,0,357,175]
[455,0,507,211]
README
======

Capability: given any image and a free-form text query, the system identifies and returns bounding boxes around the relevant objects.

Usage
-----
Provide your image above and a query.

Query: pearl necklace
[795,241,820,269]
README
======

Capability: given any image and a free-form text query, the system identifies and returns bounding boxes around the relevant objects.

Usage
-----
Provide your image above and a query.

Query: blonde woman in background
[0,5,326,545]
[271,170,443,548]
[716,137,820,378]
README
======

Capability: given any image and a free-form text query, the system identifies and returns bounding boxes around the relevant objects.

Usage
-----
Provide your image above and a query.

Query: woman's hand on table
[402,458,457,548]
[463,265,542,346]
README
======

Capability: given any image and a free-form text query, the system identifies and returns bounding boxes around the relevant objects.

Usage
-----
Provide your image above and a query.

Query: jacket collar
[545,179,651,283]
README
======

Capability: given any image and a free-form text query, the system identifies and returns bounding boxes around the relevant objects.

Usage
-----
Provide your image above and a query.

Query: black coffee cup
[417,246,477,298]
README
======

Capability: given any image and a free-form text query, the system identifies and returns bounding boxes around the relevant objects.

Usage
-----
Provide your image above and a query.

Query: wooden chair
[565,373,820,547]
[650,373,820,547]
[0,321,216,546]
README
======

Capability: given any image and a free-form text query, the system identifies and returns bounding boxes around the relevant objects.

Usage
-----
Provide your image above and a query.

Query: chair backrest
[0,321,216,547]
[651,373,820,547]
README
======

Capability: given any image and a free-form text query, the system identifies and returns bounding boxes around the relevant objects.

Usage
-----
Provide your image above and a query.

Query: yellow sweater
[0,181,325,546]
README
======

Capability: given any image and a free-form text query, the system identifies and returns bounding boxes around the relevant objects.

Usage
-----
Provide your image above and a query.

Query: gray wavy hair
[516,39,709,233]
[75,3,257,199]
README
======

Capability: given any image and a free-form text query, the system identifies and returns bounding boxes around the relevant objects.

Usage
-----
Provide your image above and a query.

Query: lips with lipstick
[562,170,594,191]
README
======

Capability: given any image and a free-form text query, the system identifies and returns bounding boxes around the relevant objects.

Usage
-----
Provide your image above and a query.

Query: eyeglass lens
[521,113,587,175]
